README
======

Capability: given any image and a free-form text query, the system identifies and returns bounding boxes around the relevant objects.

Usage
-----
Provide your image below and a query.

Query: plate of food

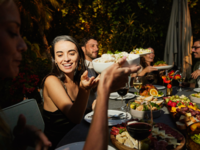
[134,84,164,98]
[190,93,200,104]
[110,122,185,150]
[56,141,116,150]
[92,51,140,73]
[109,92,135,100]
[153,61,173,70]
[186,122,200,150]
[129,96,164,119]
[84,110,131,126]
[130,48,152,56]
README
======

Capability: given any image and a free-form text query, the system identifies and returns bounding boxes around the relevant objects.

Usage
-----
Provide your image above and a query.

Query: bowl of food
[129,96,163,119]
[190,93,200,104]
[92,52,140,73]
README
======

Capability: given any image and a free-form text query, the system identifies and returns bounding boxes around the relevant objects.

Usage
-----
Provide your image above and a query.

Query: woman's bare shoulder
[44,75,62,86]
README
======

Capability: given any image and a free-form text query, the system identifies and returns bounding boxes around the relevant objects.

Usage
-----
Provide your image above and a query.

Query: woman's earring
[78,61,82,71]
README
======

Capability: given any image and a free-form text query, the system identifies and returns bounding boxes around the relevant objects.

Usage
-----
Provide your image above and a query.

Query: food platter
[110,123,185,150]
[164,95,200,130]
[153,65,173,70]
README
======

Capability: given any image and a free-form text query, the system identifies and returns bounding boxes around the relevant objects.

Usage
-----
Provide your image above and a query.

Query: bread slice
[176,121,186,130]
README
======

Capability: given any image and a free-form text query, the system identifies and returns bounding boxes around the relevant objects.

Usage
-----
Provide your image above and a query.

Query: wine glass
[177,73,186,91]
[117,83,129,110]
[133,76,143,95]
[127,101,153,150]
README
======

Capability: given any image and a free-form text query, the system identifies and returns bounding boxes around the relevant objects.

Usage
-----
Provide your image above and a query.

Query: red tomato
[167,100,172,106]
[167,84,172,89]
[171,102,177,107]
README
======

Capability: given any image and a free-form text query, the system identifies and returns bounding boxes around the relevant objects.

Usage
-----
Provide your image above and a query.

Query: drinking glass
[133,76,143,95]
[117,83,129,110]
[177,73,186,91]
[127,101,153,150]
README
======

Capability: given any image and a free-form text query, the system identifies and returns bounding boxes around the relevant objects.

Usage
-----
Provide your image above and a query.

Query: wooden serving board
[110,128,185,150]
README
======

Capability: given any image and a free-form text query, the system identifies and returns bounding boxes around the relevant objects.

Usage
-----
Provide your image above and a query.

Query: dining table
[56,86,198,149]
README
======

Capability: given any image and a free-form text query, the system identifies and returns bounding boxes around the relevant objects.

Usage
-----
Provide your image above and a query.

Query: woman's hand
[13,114,51,150]
[99,57,141,93]
[80,70,99,90]
[144,66,158,73]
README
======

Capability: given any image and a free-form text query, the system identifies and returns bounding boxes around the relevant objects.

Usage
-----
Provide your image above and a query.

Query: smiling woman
[42,35,100,149]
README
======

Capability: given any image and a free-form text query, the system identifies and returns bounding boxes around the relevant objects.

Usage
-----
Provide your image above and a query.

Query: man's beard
[86,50,97,60]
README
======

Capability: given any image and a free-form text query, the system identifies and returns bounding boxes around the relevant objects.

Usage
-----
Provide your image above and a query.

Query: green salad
[191,133,200,145]
[154,60,166,66]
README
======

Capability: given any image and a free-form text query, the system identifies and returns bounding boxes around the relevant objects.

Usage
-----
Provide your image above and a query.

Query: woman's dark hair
[140,48,154,68]
[50,35,86,84]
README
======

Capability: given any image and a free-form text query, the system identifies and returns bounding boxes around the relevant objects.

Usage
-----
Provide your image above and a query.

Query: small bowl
[130,108,161,119]
[189,94,200,104]
[92,54,140,73]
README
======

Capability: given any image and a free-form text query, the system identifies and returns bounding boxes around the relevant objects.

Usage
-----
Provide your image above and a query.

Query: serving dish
[153,65,173,70]
[190,93,200,104]
[92,54,140,73]
[110,122,185,150]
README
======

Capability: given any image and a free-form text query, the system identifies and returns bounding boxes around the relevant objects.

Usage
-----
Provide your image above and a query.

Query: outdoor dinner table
[56,86,196,149]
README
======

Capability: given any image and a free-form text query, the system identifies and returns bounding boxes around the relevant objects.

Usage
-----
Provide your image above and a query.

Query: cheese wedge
[186,113,191,117]
[124,139,134,148]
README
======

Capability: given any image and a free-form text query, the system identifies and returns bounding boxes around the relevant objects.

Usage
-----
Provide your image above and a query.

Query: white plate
[56,141,116,150]
[194,88,200,93]
[109,92,135,100]
[84,110,131,126]
[153,65,173,70]
[153,85,166,90]
[135,94,164,98]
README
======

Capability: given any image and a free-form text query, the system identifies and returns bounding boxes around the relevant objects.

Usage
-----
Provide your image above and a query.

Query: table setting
[55,51,200,150]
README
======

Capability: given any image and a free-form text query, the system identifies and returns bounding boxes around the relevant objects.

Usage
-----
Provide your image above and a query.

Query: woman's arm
[138,66,158,76]
[83,57,140,150]
[44,71,98,124]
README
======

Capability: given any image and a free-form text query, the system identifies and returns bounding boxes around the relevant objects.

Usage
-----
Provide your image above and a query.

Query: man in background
[187,39,200,87]
[81,36,99,112]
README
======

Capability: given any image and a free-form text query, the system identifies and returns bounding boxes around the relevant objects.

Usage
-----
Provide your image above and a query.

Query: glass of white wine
[133,76,143,94]
[177,73,186,92]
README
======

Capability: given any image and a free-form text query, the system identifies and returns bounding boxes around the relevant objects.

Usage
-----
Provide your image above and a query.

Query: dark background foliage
[1,0,200,108]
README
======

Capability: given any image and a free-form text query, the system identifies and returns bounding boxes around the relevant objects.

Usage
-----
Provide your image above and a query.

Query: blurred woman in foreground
[0,0,52,149]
